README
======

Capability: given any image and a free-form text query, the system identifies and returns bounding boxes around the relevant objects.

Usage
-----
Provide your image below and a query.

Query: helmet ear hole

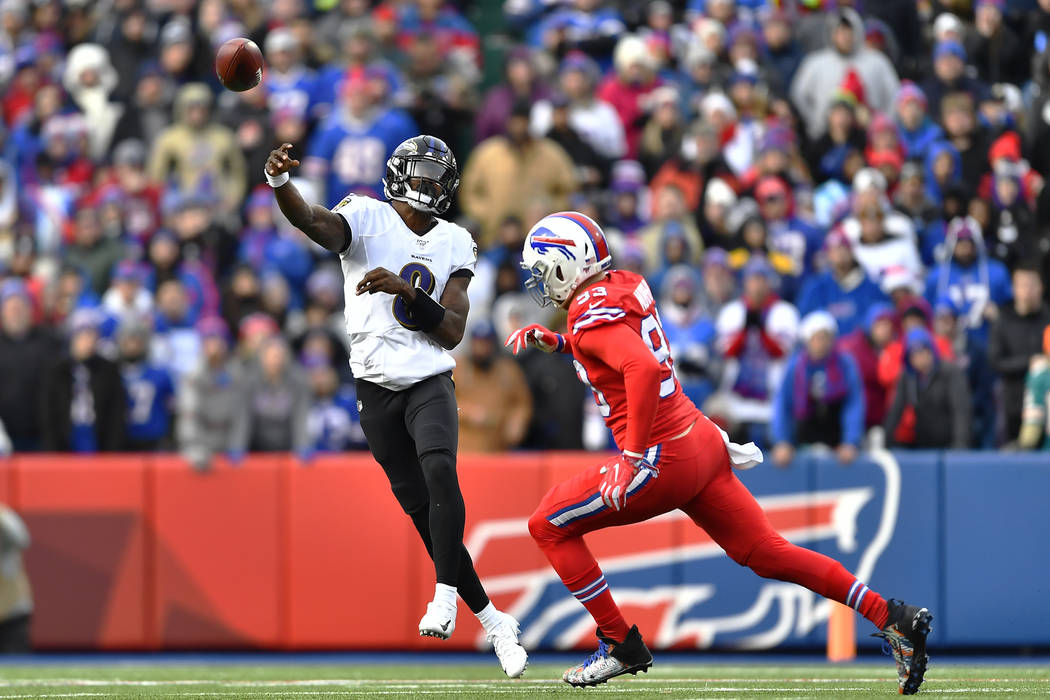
[555,265,565,282]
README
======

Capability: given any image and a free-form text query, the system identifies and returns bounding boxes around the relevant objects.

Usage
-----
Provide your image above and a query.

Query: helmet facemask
[383,139,460,215]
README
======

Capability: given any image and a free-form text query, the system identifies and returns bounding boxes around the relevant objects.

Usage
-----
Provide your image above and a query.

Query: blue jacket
[924,140,962,206]
[772,350,865,446]
[897,117,943,162]
[796,269,889,336]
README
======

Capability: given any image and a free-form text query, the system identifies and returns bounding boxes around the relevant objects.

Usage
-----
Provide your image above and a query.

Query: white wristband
[265,170,290,188]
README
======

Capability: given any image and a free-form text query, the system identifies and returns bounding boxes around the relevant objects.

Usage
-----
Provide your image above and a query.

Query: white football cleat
[485,611,528,678]
[418,601,456,640]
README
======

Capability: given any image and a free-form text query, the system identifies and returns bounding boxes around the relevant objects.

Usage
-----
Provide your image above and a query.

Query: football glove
[598,453,658,512]
[504,324,565,354]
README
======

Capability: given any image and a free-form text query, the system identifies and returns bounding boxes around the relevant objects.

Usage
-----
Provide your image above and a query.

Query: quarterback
[506,211,932,694]
[265,136,527,677]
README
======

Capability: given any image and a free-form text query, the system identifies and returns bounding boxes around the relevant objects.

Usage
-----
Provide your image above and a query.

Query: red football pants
[527,417,888,643]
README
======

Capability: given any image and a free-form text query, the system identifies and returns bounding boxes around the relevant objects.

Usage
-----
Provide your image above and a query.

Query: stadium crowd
[2,0,1050,467]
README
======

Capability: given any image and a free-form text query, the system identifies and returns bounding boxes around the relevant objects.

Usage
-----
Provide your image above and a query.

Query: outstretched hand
[266,143,300,177]
[504,324,564,354]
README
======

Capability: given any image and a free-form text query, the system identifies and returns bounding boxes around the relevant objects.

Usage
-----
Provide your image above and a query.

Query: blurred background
[0,0,1047,655]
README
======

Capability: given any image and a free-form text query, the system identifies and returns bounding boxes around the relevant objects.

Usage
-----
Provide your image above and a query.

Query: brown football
[215,38,264,92]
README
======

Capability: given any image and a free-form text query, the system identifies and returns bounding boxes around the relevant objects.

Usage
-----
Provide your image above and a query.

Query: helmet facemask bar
[521,256,574,307]
[384,154,459,214]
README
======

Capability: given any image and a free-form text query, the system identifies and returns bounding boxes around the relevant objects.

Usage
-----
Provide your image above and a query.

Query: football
[215,37,264,92]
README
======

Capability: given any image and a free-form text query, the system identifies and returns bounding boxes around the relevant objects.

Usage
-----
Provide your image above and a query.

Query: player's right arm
[266,143,348,253]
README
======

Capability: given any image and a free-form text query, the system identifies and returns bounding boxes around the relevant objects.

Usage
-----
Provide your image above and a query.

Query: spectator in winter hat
[531,51,625,161]
[712,255,800,446]
[177,323,238,470]
[638,184,703,273]
[923,41,990,120]
[475,48,550,144]
[102,261,153,325]
[925,216,1012,345]
[62,44,123,160]
[699,177,738,249]
[0,279,60,451]
[753,175,824,298]
[805,93,866,184]
[796,227,887,336]
[231,335,311,456]
[939,92,991,192]
[772,310,864,466]
[39,307,126,453]
[598,35,663,159]
[877,296,956,403]
[989,264,1050,442]
[790,8,900,141]
[895,86,943,166]
[966,0,1027,85]
[639,85,686,177]
[838,302,896,429]
[148,83,247,213]
[883,327,971,448]
[760,8,803,90]
[649,119,737,216]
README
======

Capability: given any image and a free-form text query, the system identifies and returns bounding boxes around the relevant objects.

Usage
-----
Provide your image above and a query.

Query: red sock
[532,530,630,643]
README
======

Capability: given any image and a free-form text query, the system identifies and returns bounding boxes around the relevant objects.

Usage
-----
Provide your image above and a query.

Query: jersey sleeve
[449,227,479,277]
[331,195,381,259]
[574,320,661,456]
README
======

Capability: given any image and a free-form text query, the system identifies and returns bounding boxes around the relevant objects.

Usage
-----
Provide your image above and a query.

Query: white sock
[474,602,501,632]
[433,583,458,610]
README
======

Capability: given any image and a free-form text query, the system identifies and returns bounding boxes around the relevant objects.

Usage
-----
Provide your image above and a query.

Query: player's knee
[742,533,789,579]
[528,509,559,546]
[419,449,457,486]
[390,484,428,517]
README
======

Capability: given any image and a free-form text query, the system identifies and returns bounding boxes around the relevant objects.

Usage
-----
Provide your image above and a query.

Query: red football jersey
[566,270,699,454]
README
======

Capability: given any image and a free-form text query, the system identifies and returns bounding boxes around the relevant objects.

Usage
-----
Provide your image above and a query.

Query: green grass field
[0,661,1048,699]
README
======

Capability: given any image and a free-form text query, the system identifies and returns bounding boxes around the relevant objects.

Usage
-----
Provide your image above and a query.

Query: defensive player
[265,136,527,677]
[506,211,932,694]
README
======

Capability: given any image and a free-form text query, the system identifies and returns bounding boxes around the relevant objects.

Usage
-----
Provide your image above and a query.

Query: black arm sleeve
[338,216,352,255]
[449,268,474,279]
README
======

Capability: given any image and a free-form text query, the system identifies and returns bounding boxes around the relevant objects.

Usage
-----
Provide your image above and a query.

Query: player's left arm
[430,275,471,350]
[574,322,662,457]
[355,271,470,350]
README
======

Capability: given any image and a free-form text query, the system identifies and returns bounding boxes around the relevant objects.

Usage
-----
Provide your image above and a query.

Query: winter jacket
[898,117,943,163]
[0,328,61,447]
[454,355,533,453]
[176,359,241,468]
[838,329,888,428]
[459,135,577,246]
[147,84,247,211]
[884,362,971,448]
[62,44,124,160]
[230,363,311,453]
[790,8,900,140]
[925,232,1012,347]
[796,267,888,336]
[773,349,865,447]
[39,354,127,452]
[989,304,1050,439]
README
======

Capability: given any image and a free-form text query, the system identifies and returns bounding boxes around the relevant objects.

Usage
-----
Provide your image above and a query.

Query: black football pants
[356,371,490,613]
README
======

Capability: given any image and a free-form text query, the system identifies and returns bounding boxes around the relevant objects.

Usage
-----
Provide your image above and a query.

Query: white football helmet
[521,211,613,307]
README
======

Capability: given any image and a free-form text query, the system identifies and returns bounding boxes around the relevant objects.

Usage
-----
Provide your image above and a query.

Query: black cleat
[562,625,653,687]
[873,599,933,695]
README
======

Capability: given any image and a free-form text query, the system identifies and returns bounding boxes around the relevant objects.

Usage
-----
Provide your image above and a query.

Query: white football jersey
[334,195,477,390]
